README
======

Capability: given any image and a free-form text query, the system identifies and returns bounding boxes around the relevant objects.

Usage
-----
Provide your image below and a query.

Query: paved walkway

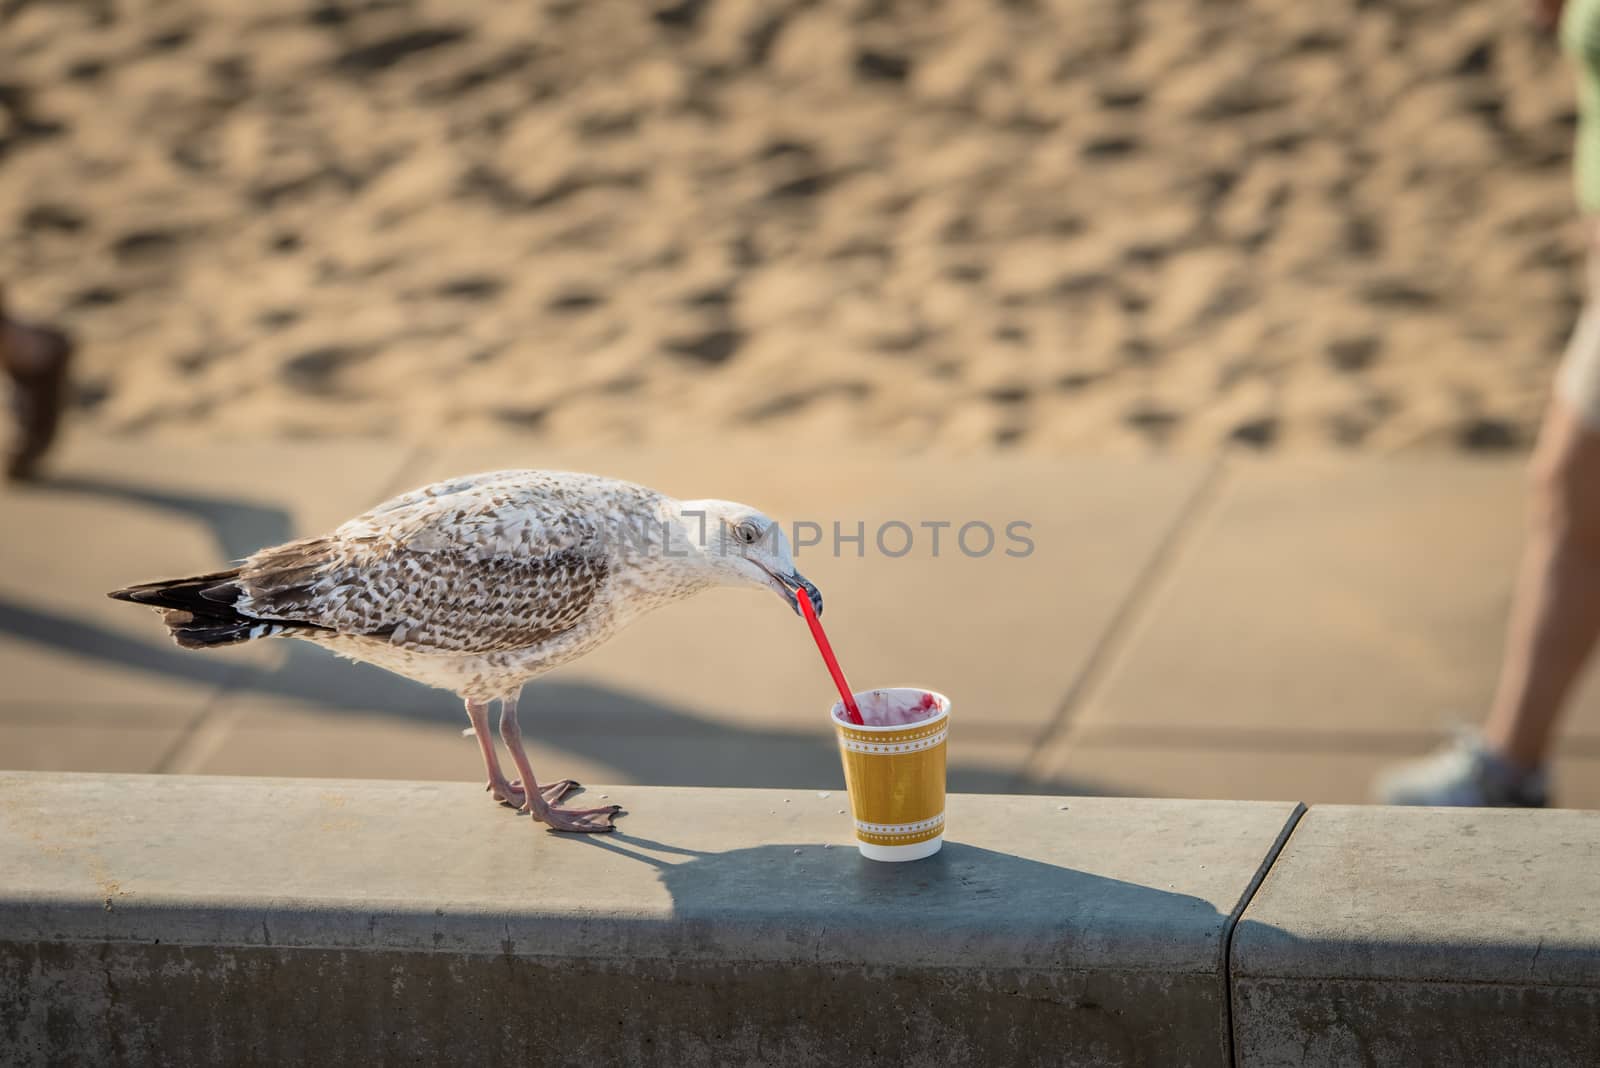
[3,435,1597,807]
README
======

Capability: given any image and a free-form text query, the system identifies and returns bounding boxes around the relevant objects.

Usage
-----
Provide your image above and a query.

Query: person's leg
[1382,0,1600,804]
[1481,396,1600,771]
[1487,219,1600,770]
[1378,230,1600,806]
[1,285,74,481]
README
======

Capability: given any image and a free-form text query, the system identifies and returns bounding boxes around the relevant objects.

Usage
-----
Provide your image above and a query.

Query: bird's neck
[603,498,724,619]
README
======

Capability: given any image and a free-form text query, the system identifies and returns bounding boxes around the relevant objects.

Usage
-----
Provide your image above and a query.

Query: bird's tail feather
[108,570,308,649]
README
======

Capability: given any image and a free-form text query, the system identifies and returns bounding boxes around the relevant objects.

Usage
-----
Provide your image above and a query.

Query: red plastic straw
[796,592,864,725]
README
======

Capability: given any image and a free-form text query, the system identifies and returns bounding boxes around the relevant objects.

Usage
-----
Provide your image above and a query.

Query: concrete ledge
[20,776,1595,1065]
[0,772,1299,1067]
[1231,805,1600,1067]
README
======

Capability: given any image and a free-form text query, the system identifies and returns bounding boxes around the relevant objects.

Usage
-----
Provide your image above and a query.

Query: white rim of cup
[830,688,952,732]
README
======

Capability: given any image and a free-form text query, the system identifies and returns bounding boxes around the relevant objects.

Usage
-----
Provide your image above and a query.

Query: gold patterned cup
[831,688,951,862]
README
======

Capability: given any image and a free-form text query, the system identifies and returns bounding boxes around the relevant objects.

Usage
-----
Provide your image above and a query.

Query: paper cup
[831,688,951,862]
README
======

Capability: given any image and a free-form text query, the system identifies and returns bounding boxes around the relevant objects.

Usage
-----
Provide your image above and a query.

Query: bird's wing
[234,476,620,654]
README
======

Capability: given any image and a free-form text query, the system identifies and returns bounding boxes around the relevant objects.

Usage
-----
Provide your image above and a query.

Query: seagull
[110,469,822,833]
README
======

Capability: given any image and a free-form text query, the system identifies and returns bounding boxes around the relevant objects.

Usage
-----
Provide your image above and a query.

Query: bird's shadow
[1,474,1106,794]
[495,832,1232,1061]
[572,831,1223,953]
[0,595,1094,791]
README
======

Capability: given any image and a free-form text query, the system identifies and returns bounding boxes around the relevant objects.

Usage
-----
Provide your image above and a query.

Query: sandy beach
[0,0,1586,454]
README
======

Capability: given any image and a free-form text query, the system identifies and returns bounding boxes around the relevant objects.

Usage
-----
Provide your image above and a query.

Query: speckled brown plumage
[238,537,607,655]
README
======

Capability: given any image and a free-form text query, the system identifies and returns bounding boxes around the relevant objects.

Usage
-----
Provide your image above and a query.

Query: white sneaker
[1376,731,1549,807]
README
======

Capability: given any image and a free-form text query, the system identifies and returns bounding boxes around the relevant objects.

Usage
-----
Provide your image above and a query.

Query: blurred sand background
[0,0,1586,454]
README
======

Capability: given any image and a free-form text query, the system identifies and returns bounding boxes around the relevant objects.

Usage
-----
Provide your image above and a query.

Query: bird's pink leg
[498,692,622,833]
[465,698,524,807]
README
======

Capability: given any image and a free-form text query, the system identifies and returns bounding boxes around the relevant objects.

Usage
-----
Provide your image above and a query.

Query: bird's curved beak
[761,564,823,618]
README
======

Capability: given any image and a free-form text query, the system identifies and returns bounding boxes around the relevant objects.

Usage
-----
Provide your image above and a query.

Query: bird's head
[669,499,823,617]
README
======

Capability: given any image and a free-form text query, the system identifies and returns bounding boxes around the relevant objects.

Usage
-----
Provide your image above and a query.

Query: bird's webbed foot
[528,799,624,833]
[491,778,582,808]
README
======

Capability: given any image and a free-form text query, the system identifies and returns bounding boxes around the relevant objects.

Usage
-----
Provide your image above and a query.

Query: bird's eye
[734,520,760,545]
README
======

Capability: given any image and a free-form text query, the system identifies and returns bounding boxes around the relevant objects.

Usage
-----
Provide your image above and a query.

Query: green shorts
[1565,0,1600,213]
